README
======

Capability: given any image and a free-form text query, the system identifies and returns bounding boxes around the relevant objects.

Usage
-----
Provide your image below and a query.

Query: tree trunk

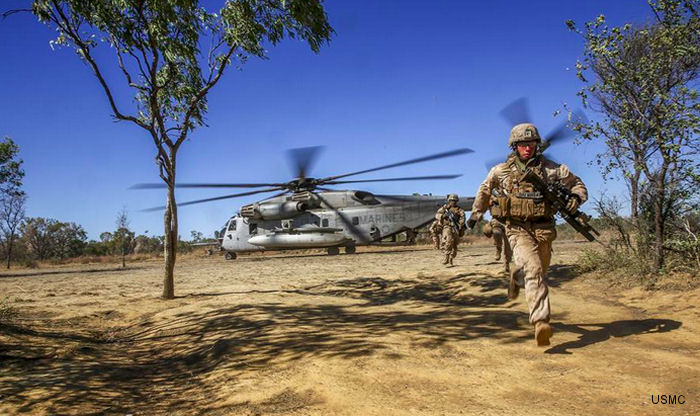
[122,250,126,268]
[653,170,667,272]
[630,170,640,219]
[6,234,13,269]
[162,156,177,299]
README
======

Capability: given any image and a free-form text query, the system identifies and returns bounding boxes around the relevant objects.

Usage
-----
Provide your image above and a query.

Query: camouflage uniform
[470,123,587,346]
[429,220,442,250]
[490,218,511,270]
[435,195,466,265]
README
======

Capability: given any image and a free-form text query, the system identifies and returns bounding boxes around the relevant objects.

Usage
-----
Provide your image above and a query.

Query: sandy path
[0,241,698,415]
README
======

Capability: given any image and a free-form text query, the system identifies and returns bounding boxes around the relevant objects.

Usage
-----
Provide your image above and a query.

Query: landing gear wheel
[225,252,237,260]
[344,245,356,254]
[327,247,340,256]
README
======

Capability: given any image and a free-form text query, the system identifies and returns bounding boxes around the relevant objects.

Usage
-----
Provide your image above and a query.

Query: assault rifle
[521,168,600,242]
[444,209,465,236]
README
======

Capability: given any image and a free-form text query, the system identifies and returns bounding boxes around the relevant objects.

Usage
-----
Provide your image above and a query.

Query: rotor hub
[288,177,318,191]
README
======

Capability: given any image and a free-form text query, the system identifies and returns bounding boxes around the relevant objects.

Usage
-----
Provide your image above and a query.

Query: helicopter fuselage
[218,190,473,256]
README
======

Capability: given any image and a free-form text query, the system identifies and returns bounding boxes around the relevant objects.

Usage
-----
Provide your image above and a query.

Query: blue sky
[0,1,654,239]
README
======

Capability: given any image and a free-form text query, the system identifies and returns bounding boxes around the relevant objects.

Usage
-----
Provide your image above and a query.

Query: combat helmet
[508,123,541,147]
[447,193,459,202]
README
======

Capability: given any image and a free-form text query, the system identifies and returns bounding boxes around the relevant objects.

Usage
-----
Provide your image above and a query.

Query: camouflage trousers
[441,227,459,261]
[506,222,556,324]
[492,224,512,267]
[429,221,442,249]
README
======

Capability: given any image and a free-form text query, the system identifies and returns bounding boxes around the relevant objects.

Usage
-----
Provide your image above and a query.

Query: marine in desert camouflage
[435,194,466,266]
[468,123,588,346]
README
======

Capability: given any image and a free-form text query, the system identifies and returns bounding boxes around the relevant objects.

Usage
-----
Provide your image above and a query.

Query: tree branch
[175,44,238,150]
[49,0,149,130]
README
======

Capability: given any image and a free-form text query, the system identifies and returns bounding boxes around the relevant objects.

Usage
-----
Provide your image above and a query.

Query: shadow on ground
[0,269,683,415]
[0,266,144,279]
[234,247,432,262]
[547,264,585,287]
[546,319,682,354]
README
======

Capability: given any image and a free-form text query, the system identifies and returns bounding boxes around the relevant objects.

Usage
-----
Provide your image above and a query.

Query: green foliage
[576,194,699,283]
[190,230,204,242]
[30,0,333,297]
[0,139,26,268]
[112,208,134,258]
[0,137,24,196]
[20,217,88,260]
[83,239,111,256]
[31,0,333,153]
[568,0,700,271]
[133,234,163,254]
[577,247,658,286]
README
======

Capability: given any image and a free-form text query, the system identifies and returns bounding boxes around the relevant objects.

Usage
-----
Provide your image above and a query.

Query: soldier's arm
[557,164,588,204]
[458,209,466,227]
[471,166,499,219]
[435,206,446,221]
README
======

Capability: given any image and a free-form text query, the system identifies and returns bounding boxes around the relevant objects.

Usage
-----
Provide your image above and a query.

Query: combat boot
[442,254,450,265]
[535,321,552,346]
[495,251,501,261]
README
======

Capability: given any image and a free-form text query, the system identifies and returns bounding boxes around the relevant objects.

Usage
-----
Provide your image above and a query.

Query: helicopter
[134,147,475,259]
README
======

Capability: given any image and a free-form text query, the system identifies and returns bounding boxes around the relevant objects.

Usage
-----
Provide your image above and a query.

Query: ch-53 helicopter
[134,147,475,259]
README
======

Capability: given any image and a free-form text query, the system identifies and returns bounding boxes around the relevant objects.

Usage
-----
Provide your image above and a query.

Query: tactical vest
[498,158,555,221]
[439,205,464,227]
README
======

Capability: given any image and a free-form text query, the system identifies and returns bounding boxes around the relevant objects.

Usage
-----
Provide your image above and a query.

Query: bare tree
[113,207,134,268]
[0,136,26,269]
[0,193,26,269]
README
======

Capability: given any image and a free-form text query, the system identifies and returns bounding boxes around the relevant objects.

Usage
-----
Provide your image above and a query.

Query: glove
[566,195,580,213]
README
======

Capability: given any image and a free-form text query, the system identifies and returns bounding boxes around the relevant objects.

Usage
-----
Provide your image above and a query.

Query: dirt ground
[0,240,698,416]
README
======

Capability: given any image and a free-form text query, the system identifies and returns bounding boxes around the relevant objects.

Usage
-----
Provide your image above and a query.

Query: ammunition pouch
[508,193,554,221]
[489,196,509,219]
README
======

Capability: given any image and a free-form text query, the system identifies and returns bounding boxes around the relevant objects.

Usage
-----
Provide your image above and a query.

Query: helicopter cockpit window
[321,218,329,227]
[249,223,258,235]
[352,217,359,226]
[228,219,237,231]
[352,191,380,205]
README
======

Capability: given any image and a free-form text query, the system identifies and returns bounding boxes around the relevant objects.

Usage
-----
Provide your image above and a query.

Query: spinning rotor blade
[484,157,506,170]
[544,109,588,147]
[287,146,324,179]
[320,148,473,182]
[325,174,462,185]
[140,187,286,212]
[499,97,532,125]
[130,182,287,190]
[313,192,370,243]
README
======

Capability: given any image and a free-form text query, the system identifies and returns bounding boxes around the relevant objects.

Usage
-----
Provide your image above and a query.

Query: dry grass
[1,241,697,416]
[0,297,17,323]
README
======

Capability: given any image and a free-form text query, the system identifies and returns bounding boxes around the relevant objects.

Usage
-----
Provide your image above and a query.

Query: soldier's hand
[566,196,580,213]
[467,212,481,229]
